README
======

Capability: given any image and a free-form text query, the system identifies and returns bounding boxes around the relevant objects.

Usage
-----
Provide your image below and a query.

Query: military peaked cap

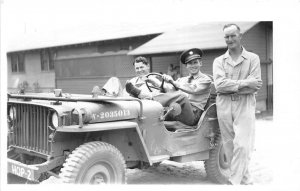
[180,48,203,64]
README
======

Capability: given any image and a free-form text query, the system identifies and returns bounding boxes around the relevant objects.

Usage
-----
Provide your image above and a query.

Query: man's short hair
[133,56,149,66]
[223,23,241,32]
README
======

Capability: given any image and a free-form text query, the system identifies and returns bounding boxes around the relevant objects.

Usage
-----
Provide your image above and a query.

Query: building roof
[6,22,197,52]
[128,22,258,55]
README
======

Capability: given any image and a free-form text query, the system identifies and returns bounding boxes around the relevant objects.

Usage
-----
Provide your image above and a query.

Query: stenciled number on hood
[92,109,131,120]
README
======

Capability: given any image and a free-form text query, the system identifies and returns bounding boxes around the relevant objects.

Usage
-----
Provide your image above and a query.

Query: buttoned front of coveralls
[213,48,261,184]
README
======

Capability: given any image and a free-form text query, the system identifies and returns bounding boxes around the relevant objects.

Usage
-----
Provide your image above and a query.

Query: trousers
[216,94,256,185]
[154,91,202,126]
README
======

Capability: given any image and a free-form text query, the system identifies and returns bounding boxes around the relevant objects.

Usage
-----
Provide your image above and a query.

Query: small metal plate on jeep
[8,161,35,181]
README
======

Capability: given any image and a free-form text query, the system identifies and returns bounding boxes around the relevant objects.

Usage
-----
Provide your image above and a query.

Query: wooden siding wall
[257,62,267,100]
[152,55,180,74]
[55,37,155,94]
[243,23,267,61]
[55,54,135,93]
[7,51,55,93]
[56,54,135,78]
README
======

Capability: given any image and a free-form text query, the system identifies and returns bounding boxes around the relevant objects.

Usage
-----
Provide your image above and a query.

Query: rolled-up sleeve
[213,57,240,93]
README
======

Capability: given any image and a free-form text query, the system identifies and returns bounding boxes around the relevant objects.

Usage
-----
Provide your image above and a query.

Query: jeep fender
[56,121,153,165]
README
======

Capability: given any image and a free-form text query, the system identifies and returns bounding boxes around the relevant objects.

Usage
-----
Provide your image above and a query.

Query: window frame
[40,49,55,72]
[10,52,25,73]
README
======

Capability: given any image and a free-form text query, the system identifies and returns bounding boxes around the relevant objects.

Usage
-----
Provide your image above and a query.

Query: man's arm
[175,78,212,95]
[213,57,240,93]
[213,55,262,94]
[238,55,262,94]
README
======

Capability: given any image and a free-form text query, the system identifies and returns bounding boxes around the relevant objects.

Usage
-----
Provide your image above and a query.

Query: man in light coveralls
[213,23,262,185]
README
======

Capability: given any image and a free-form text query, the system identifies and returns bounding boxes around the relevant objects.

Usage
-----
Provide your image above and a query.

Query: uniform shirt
[213,47,261,94]
[176,73,212,110]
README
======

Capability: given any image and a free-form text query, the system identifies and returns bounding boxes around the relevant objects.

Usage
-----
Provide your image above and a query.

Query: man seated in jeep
[93,49,211,126]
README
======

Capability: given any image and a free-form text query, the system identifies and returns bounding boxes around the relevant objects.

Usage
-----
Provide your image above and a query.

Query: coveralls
[213,47,261,184]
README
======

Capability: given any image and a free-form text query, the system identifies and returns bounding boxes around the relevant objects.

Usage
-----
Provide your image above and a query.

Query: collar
[189,72,203,80]
[223,46,250,60]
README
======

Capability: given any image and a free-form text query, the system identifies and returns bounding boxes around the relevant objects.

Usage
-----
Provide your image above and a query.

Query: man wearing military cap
[180,48,203,64]
[159,48,212,125]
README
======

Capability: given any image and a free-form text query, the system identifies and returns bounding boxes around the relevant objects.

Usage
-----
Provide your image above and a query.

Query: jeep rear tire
[204,131,231,184]
[59,141,126,184]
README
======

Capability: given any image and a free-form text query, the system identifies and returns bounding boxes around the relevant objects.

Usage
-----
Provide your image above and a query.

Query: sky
[3,0,297,37]
[3,0,205,36]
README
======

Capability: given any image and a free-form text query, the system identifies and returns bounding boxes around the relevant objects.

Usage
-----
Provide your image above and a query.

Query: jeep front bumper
[7,156,65,182]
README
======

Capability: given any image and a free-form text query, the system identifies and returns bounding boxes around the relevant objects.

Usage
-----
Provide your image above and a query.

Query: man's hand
[140,75,149,82]
[162,74,174,83]
[162,74,179,89]
[240,78,262,90]
[142,76,159,87]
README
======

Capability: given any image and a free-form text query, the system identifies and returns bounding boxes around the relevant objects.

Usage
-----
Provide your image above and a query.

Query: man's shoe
[125,82,141,98]
[91,86,107,97]
[241,180,254,185]
[241,176,254,185]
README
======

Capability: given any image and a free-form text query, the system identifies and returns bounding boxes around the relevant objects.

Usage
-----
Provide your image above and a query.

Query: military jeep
[7,74,230,184]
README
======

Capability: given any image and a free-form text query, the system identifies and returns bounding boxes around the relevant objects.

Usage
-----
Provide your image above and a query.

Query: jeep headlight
[9,106,16,120]
[51,112,59,128]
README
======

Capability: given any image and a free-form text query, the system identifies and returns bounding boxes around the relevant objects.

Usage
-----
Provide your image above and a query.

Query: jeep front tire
[59,141,126,184]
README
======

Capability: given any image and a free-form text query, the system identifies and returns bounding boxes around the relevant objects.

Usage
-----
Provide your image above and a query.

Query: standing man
[213,23,262,185]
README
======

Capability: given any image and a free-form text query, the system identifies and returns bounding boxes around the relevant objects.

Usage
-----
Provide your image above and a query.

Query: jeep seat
[164,121,197,132]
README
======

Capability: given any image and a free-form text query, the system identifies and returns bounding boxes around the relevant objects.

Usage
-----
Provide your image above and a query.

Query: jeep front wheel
[204,131,231,184]
[59,141,126,184]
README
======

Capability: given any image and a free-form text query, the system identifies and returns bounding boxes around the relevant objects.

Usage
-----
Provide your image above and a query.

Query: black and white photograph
[1,0,300,191]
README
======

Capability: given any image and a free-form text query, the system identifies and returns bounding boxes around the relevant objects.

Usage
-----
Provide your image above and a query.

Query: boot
[125,82,141,98]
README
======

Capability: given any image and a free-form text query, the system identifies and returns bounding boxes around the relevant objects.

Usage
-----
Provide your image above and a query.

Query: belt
[217,93,240,101]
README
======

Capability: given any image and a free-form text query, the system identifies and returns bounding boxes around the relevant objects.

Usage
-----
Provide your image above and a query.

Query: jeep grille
[9,103,52,155]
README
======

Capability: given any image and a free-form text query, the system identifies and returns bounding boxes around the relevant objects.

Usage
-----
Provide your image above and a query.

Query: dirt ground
[8,116,289,187]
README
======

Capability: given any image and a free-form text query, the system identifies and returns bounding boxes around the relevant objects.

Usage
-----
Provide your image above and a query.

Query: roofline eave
[127,45,227,56]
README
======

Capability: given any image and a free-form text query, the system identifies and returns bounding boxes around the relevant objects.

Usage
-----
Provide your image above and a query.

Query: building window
[10,53,25,73]
[40,50,54,71]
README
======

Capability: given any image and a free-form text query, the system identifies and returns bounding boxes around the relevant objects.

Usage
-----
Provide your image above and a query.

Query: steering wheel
[145,73,178,93]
